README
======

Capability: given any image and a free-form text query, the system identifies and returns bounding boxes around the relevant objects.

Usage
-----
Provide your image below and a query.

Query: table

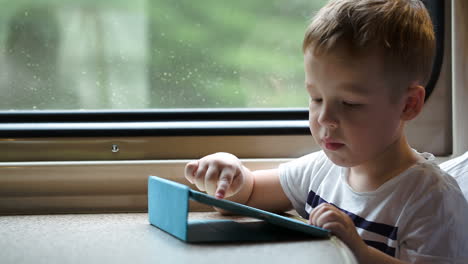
[0,213,358,264]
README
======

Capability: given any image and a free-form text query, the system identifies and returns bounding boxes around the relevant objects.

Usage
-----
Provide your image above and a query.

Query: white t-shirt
[279,151,468,263]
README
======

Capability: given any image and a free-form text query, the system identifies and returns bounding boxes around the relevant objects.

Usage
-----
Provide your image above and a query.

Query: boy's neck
[347,135,424,193]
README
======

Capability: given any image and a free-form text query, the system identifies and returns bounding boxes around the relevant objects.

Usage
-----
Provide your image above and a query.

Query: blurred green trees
[0,0,327,110]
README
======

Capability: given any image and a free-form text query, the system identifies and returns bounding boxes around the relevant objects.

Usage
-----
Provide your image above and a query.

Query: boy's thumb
[184,161,198,184]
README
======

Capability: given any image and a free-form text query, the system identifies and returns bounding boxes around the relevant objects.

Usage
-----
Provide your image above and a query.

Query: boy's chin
[322,149,355,168]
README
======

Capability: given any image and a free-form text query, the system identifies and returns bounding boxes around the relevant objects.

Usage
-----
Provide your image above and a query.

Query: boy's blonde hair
[303,0,435,88]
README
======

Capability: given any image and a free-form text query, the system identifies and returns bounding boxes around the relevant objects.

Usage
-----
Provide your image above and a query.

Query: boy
[185,0,468,263]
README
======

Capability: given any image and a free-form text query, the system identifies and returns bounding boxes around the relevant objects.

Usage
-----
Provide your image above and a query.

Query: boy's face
[304,47,407,167]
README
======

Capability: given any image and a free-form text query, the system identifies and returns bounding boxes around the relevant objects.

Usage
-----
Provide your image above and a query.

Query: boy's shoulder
[402,154,466,210]
[406,153,460,189]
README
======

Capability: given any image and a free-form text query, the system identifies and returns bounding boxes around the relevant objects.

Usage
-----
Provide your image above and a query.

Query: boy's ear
[401,84,425,121]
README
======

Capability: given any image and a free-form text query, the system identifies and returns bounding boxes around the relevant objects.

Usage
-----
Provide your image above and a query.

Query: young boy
[185,0,468,263]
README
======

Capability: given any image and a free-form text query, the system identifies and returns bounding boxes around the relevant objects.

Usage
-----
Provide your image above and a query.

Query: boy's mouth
[322,138,344,151]
[324,142,344,151]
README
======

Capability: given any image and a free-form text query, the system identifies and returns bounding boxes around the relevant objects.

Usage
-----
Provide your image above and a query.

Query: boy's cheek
[308,113,321,129]
[308,125,321,144]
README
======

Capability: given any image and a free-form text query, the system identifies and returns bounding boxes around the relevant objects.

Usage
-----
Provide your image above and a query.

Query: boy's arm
[240,168,293,214]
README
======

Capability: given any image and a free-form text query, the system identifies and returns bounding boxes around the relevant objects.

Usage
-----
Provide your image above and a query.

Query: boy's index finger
[215,180,229,199]
[215,189,226,199]
[215,170,234,199]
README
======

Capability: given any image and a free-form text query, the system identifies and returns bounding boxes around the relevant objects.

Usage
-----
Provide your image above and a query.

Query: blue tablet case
[148,176,330,242]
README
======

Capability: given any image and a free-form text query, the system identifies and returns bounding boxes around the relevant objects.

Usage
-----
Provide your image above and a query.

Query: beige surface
[0,213,357,264]
[0,160,285,215]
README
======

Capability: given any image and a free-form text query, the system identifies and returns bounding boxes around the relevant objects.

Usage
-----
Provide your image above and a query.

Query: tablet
[148,176,330,242]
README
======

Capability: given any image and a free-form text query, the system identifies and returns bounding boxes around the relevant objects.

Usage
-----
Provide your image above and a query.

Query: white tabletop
[0,213,357,264]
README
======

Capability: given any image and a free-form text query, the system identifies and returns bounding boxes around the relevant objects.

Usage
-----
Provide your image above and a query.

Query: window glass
[0,0,328,110]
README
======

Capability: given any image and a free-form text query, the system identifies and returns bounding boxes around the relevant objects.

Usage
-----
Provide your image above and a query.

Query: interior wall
[452,0,468,156]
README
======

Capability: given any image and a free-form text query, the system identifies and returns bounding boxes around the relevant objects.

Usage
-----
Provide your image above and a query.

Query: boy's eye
[342,101,361,107]
[310,97,322,103]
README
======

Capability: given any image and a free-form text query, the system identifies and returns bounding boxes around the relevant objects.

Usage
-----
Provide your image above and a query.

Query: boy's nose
[317,105,339,128]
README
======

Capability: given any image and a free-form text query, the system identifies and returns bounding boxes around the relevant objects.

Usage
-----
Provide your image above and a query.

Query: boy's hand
[309,203,366,254]
[185,152,246,199]
[309,204,409,264]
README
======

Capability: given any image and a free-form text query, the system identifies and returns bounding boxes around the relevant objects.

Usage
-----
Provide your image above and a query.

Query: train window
[0,0,454,161]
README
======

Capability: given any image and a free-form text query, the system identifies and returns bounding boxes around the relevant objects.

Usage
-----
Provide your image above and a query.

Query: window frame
[0,109,309,138]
